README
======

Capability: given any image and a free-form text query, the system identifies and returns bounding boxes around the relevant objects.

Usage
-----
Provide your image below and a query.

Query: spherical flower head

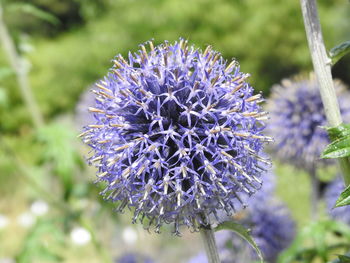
[81,39,271,233]
[266,74,350,171]
[325,177,350,225]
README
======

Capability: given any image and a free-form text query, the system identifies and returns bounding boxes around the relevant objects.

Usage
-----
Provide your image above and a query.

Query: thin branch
[0,3,44,129]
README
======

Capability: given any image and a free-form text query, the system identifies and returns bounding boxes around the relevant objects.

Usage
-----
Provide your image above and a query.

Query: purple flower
[325,177,350,225]
[212,169,276,225]
[266,74,350,170]
[219,172,294,263]
[187,253,208,263]
[75,85,97,128]
[81,39,271,233]
[189,171,295,263]
[245,201,295,263]
[189,201,295,263]
[115,253,153,263]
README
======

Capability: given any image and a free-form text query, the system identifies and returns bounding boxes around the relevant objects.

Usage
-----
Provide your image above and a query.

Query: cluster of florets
[266,74,350,171]
[325,177,350,225]
[188,171,295,263]
[80,39,271,233]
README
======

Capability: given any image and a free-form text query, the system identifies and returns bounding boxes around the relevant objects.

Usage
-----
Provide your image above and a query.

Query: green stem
[0,3,44,129]
[199,226,221,263]
[300,0,350,186]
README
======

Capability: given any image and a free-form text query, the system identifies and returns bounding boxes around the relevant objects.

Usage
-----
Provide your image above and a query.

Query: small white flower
[30,200,49,216]
[17,212,35,228]
[122,226,138,245]
[70,227,91,246]
[0,214,9,229]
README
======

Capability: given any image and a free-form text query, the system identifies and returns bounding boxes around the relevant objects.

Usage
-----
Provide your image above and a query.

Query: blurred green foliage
[1,0,350,262]
[1,0,350,133]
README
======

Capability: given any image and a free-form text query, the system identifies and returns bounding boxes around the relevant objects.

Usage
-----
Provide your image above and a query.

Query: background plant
[1,0,350,262]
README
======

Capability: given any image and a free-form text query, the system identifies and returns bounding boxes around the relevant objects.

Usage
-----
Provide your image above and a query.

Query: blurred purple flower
[75,85,96,128]
[325,177,350,225]
[189,201,295,263]
[266,74,350,170]
[189,171,295,263]
[115,253,153,263]
[81,39,271,233]
[187,253,208,263]
[245,201,295,262]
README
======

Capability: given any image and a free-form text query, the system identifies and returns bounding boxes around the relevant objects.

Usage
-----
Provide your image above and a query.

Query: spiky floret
[325,177,350,225]
[80,39,271,233]
[266,74,350,170]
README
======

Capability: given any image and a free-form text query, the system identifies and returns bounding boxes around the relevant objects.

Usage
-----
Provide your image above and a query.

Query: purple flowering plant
[187,171,295,263]
[80,39,271,234]
[325,177,350,226]
[267,74,350,171]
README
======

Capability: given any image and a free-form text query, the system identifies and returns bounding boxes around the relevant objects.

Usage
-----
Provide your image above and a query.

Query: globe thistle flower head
[267,74,350,170]
[80,39,271,233]
[325,177,350,225]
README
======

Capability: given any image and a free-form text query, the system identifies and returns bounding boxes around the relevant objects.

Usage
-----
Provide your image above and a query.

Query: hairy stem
[0,4,44,129]
[300,0,350,186]
[200,226,221,263]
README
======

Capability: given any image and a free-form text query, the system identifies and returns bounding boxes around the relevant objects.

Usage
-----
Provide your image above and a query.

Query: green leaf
[215,221,264,262]
[339,255,350,263]
[16,218,65,263]
[321,137,350,159]
[335,184,350,207]
[0,87,8,108]
[329,41,350,65]
[37,122,82,199]
[7,3,60,25]
[325,123,350,141]
[321,123,350,159]
[278,220,350,263]
[330,254,350,263]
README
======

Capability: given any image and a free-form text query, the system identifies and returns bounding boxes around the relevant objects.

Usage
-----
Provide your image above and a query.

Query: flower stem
[199,226,221,263]
[300,0,350,186]
[0,4,44,129]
